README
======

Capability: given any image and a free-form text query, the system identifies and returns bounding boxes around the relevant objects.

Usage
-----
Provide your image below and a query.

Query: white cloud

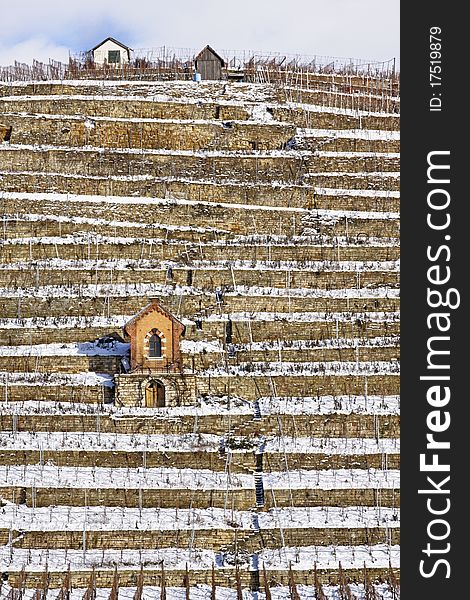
[0,37,69,66]
[0,0,399,67]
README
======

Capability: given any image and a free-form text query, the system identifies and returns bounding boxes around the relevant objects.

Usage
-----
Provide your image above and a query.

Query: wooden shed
[195,45,225,80]
[90,37,132,66]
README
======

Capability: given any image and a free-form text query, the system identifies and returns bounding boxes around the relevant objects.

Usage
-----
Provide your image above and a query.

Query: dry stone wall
[0,75,400,594]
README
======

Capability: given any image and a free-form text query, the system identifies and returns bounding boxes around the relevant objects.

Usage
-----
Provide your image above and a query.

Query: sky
[0,0,399,67]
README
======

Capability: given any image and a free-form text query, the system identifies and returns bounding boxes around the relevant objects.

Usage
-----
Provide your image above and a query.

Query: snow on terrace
[0,170,402,202]
[203,311,400,323]
[0,363,399,384]
[0,258,400,272]
[257,395,400,415]
[0,91,270,107]
[0,142,299,160]
[0,87,400,118]
[297,128,400,141]
[201,360,399,377]
[0,432,399,456]
[0,505,399,532]
[0,284,400,301]
[0,465,399,490]
[0,191,401,217]
[260,543,400,571]
[0,394,400,418]
[0,583,400,600]
[0,77,399,99]
[1,212,229,235]
[0,335,380,361]
[0,311,399,332]
[0,340,129,357]
[303,171,399,179]
[0,371,113,387]
[6,335,396,358]
[283,99,400,119]
[0,84,400,105]
[0,79,400,586]
[0,232,401,249]
[236,336,399,352]
[201,362,399,379]
[0,110,285,128]
[0,315,132,330]
[0,544,400,572]
[313,187,399,198]
[0,340,227,357]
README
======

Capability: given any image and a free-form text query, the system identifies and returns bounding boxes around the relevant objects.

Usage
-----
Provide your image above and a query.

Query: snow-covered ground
[1,191,400,221]
[0,257,400,272]
[0,465,399,490]
[0,504,399,532]
[0,311,399,333]
[0,543,399,572]
[0,371,113,387]
[0,394,400,417]
[203,311,400,323]
[0,75,400,591]
[0,231,400,248]
[0,333,395,358]
[236,336,399,352]
[1,211,228,235]
[0,431,399,456]
[0,583,400,600]
[0,340,129,357]
[0,283,400,300]
[297,128,400,141]
[202,360,399,377]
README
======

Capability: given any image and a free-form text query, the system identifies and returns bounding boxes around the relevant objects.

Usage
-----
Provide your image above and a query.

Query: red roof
[124,299,185,336]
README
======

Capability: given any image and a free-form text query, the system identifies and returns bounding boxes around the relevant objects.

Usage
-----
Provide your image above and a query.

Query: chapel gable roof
[124,299,185,336]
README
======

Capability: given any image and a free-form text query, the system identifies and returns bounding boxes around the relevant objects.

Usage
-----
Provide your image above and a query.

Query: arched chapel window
[149,333,162,357]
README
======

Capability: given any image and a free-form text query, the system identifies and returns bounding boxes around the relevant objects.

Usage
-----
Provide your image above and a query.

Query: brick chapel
[114,299,196,407]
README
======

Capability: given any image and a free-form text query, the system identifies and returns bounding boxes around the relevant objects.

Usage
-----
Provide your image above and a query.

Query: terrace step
[0,74,400,588]
[0,171,402,213]
[0,237,400,265]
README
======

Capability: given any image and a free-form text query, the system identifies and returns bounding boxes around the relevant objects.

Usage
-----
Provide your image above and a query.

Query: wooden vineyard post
[109,566,119,600]
[184,564,190,600]
[32,566,49,600]
[313,563,327,600]
[160,563,166,600]
[388,560,400,599]
[288,562,301,600]
[82,567,96,600]
[263,564,272,600]
[235,564,243,600]
[16,567,27,600]
[363,562,379,600]
[210,564,216,600]
[58,565,71,600]
[133,566,144,600]
[338,561,353,600]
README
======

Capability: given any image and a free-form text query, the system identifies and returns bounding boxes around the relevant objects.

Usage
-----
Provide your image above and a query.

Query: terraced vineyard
[0,74,400,599]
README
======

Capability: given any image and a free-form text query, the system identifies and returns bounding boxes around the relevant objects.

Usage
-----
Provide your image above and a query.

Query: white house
[90,37,132,66]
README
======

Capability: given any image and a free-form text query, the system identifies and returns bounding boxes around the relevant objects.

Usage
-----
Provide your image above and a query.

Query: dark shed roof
[90,37,133,53]
[195,45,225,67]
